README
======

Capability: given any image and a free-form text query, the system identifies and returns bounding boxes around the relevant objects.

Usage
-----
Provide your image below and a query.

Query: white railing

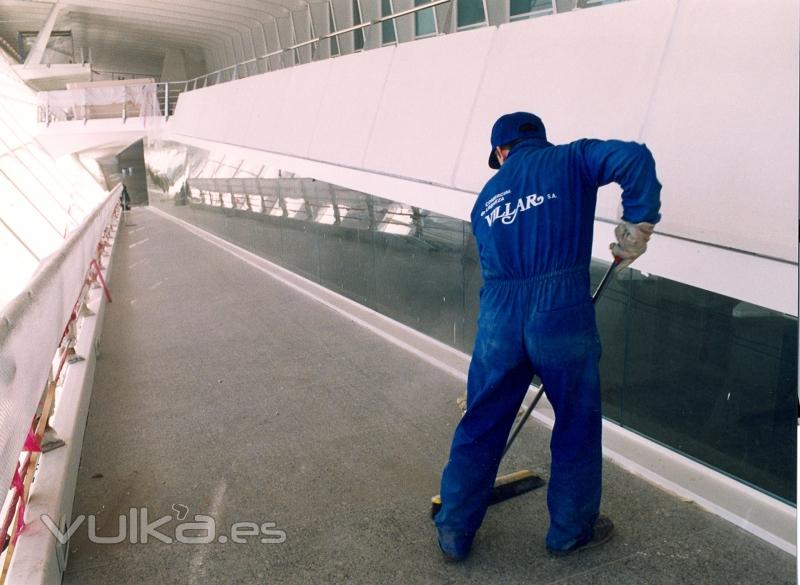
[33,0,622,124]
[35,0,462,124]
[0,190,118,567]
[183,0,457,90]
[175,0,633,92]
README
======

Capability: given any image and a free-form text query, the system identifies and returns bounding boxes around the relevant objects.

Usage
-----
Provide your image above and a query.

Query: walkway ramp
[63,208,794,584]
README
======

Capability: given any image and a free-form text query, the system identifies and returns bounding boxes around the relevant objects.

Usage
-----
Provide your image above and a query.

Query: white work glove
[609,221,655,271]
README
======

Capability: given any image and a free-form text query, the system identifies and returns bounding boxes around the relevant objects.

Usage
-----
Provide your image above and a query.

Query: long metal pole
[23,0,63,66]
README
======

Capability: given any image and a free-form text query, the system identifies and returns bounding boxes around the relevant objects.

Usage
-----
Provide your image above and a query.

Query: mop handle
[501,257,622,458]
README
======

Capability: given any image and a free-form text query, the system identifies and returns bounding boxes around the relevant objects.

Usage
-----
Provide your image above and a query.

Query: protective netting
[37,82,160,123]
[0,190,117,508]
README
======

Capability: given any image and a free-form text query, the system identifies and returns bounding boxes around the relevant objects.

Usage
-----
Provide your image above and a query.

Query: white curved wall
[167,0,798,312]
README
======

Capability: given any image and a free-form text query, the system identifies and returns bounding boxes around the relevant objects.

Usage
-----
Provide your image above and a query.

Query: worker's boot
[547,515,614,557]
[437,529,474,563]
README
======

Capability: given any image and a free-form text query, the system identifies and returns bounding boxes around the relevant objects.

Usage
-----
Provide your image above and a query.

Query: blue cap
[488,112,547,169]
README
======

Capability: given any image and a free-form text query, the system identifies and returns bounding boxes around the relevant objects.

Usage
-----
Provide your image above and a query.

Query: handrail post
[164,82,169,120]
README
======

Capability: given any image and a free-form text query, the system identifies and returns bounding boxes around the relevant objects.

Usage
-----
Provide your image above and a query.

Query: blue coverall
[436,136,661,553]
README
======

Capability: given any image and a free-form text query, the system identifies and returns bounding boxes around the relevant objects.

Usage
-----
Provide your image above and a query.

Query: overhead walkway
[61,208,794,584]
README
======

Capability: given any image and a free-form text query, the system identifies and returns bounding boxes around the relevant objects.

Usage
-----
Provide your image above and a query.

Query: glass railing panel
[621,272,797,502]
[144,138,797,504]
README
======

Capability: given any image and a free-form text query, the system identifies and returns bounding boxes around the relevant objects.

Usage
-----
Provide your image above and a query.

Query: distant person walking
[120,184,131,210]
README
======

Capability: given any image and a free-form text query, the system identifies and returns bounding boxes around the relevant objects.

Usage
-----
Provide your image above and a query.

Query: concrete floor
[64,208,796,585]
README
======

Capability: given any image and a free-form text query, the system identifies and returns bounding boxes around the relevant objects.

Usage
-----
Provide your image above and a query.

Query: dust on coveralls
[436,136,662,552]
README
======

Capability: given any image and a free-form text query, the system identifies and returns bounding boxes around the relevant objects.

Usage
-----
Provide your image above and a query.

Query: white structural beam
[23,0,63,66]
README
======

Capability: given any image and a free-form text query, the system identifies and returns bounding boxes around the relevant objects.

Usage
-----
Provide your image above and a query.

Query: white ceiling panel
[0,0,315,78]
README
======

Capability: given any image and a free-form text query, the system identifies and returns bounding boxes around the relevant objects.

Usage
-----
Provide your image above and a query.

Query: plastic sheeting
[0,189,117,508]
[38,83,160,122]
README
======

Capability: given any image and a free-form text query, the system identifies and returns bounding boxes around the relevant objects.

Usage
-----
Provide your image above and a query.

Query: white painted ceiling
[0,0,311,77]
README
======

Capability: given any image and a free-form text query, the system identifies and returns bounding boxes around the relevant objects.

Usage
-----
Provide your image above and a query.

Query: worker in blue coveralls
[435,112,661,561]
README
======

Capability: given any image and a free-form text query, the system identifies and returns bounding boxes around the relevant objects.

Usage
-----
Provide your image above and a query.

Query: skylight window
[0,172,62,259]
[0,155,73,236]
[0,223,39,309]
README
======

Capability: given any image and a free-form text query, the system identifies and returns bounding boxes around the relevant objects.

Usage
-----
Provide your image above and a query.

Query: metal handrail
[34,0,600,123]
[140,0,458,104]
[181,0,455,90]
